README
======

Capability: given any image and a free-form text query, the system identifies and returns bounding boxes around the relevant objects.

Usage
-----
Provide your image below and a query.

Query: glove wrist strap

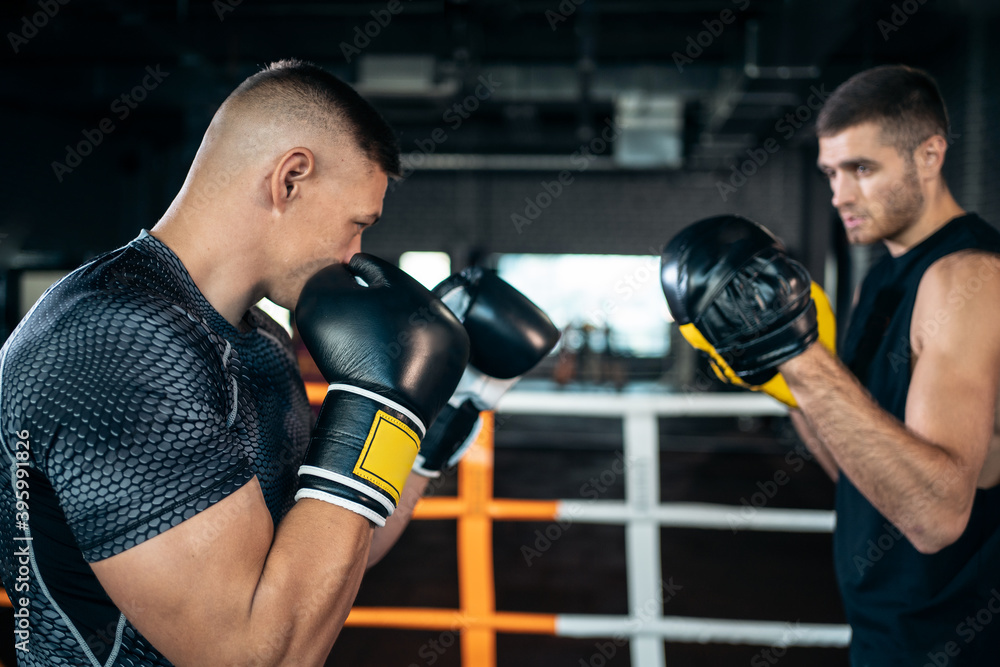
[450,366,520,411]
[325,383,427,436]
[296,387,424,526]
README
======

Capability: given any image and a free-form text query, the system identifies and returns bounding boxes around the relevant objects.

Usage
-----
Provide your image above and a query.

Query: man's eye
[856,164,870,174]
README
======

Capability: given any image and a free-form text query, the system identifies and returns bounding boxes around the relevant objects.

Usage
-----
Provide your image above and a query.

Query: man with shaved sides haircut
[0,59,446,666]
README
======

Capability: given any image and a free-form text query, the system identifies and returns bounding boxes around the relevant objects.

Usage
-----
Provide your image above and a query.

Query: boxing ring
[318,387,852,667]
[0,389,851,665]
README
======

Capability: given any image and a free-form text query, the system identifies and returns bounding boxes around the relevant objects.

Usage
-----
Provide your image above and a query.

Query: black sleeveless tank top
[837,213,1000,665]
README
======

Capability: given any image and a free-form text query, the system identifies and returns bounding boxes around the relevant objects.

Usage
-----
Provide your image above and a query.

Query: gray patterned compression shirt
[0,230,312,666]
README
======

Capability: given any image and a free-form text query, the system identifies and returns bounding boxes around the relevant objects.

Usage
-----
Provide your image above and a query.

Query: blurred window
[399,251,451,289]
[496,254,671,358]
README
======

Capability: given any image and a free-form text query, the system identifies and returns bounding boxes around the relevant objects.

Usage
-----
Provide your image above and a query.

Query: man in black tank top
[778,66,1000,665]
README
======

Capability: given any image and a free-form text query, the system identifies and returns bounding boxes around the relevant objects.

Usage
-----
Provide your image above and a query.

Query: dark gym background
[2,1,999,665]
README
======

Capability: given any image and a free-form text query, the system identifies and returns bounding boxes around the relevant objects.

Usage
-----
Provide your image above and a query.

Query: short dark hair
[230,59,400,177]
[816,65,949,156]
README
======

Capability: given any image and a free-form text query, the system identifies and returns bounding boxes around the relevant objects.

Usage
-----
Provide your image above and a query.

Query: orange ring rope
[343,410,561,665]
[0,387,562,665]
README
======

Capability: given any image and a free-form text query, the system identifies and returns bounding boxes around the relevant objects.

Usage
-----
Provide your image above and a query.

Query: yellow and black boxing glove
[660,215,835,408]
[294,255,470,526]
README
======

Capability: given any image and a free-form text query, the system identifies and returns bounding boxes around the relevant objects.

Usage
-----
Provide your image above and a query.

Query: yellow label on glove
[354,411,420,503]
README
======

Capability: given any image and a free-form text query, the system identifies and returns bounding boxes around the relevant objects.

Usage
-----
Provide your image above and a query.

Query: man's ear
[914,135,947,179]
[269,148,315,214]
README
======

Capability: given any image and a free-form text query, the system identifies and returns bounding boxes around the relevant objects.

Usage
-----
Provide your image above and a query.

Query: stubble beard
[843,159,925,246]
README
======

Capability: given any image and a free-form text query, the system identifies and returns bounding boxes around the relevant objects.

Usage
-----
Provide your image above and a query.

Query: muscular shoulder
[924,249,1000,282]
[912,250,1000,356]
[916,250,1000,314]
[7,280,230,420]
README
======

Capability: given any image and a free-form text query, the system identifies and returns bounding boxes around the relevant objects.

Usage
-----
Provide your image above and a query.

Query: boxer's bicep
[90,477,274,665]
[906,254,1000,483]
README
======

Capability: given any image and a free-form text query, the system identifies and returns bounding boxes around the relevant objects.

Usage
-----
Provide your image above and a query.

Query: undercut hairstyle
[816,65,950,158]
[228,58,400,177]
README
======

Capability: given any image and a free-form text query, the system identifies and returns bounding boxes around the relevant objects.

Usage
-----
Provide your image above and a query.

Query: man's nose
[341,236,362,264]
[830,173,857,209]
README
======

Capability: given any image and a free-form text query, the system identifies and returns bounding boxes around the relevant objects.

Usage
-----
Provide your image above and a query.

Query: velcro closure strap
[302,387,424,510]
[450,365,519,411]
[326,383,427,437]
[294,487,388,527]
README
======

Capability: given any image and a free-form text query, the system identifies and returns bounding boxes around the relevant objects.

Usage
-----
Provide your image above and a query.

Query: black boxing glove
[294,254,470,525]
[661,215,835,407]
[413,267,560,477]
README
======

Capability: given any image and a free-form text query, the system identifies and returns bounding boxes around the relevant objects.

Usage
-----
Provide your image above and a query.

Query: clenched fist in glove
[413,267,561,477]
[294,254,470,525]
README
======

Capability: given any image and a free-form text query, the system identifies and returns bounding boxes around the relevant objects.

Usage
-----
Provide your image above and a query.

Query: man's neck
[150,209,265,327]
[884,188,966,257]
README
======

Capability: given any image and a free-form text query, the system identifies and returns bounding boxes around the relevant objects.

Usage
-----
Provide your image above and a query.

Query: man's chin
[845,226,879,246]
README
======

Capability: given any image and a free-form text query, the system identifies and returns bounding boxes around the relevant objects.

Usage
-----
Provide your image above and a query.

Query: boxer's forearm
[367,472,430,569]
[245,501,373,666]
[782,344,970,553]
[788,409,839,482]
